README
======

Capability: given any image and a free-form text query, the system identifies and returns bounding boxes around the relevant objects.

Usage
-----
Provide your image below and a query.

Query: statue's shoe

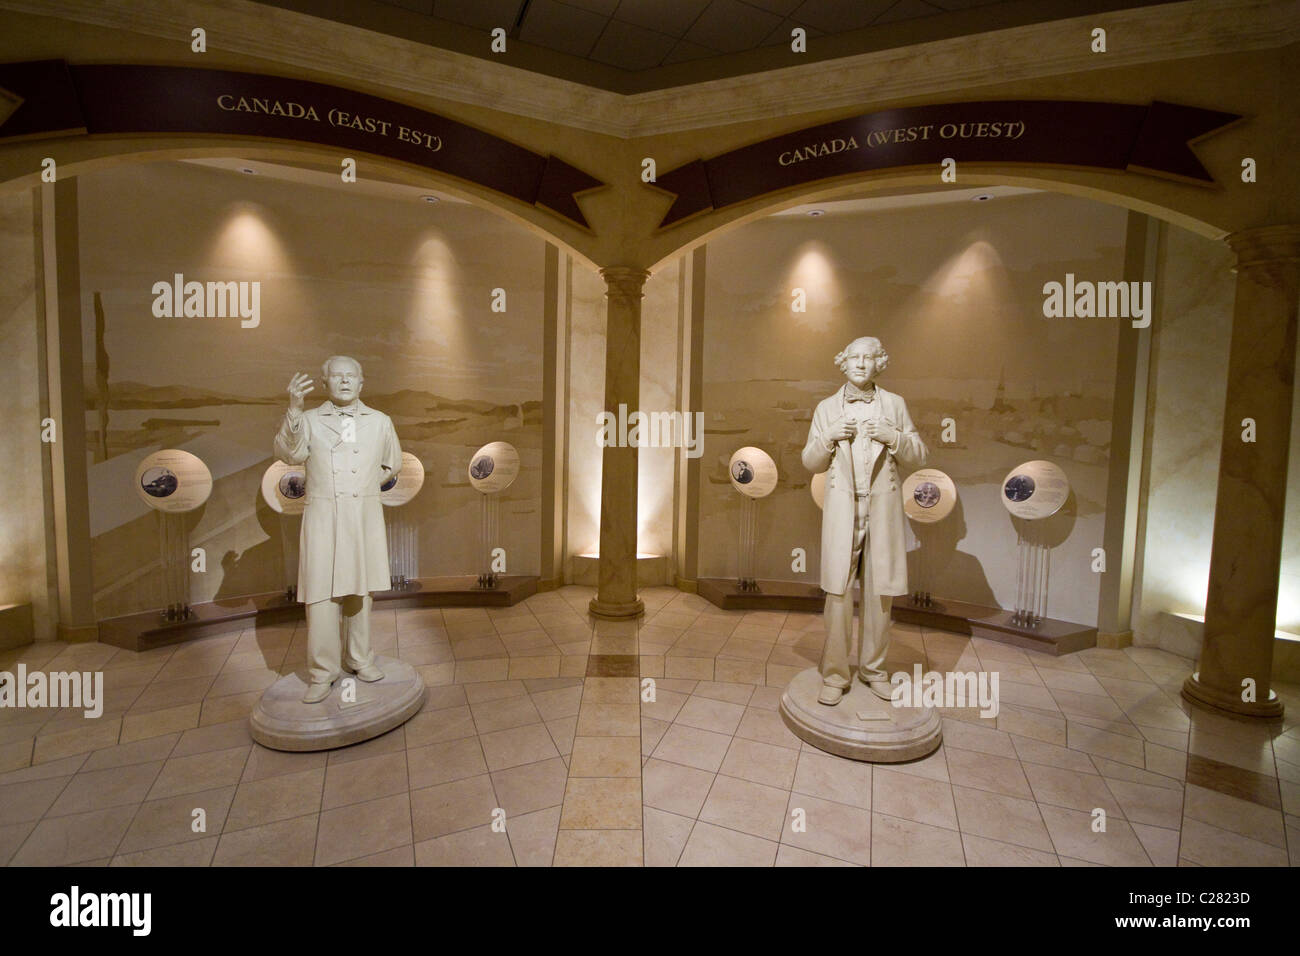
[865,679,894,701]
[817,683,845,706]
[302,681,333,704]
[350,664,385,683]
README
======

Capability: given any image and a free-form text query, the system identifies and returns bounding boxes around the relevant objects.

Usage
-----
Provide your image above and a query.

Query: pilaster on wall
[39,179,96,641]
[1096,212,1158,647]
[675,247,706,592]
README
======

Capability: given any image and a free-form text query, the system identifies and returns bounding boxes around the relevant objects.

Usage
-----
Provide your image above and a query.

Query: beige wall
[0,188,52,638]
[697,190,1127,627]
[77,161,547,617]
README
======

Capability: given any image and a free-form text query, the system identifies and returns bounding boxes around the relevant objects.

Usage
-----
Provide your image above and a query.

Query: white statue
[802,337,927,706]
[274,356,402,703]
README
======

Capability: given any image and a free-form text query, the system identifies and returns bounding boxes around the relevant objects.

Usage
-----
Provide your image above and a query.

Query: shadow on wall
[907,493,997,607]
[214,496,285,603]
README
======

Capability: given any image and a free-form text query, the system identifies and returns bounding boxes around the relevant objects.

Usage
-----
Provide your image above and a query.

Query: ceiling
[252,0,1168,92]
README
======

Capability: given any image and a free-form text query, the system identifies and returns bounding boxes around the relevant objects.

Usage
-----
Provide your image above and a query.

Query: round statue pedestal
[779,667,942,763]
[250,655,425,752]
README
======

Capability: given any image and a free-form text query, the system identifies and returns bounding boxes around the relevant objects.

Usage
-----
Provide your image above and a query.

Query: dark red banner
[651,100,1241,227]
[0,61,604,228]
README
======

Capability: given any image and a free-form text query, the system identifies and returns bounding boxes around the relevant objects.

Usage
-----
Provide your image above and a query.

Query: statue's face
[325,359,363,405]
[841,344,882,388]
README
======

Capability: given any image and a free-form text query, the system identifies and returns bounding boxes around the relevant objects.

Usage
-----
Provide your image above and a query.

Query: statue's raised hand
[287,372,314,413]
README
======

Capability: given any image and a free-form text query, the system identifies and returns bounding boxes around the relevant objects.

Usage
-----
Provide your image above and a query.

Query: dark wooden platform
[97,575,540,652]
[699,580,1095,656]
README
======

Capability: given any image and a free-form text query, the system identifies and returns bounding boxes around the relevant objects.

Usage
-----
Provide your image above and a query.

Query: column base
[588,597,644,620]
[1181,671,1284,719]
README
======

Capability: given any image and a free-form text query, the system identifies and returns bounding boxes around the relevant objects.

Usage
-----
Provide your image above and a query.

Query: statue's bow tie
[845,385,877,403]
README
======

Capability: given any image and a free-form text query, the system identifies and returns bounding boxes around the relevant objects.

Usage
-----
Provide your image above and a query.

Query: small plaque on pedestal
[779,667,941,763]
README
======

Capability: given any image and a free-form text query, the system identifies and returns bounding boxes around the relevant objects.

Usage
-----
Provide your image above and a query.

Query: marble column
[1183,224,1300,718]
[590,267,649,619]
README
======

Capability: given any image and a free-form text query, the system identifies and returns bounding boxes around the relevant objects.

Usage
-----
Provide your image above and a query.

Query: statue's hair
[834,337,888,373]
[321,355,364,380]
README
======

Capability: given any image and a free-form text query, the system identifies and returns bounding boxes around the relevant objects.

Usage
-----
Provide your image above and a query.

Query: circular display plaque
[728,446,777,499]
[261,461,307,515]
[1000,460,1070,519]
[468,441,520,494]
[133,450,212,513]
[381,452,426,507]
[810,472,826,510]
[902,469,957,524]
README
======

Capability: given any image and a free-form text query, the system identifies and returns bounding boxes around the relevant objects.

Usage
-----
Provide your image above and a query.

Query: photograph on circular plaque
[381,452,426,507]
[728,446,778,499]
[810,471,826,510]
[261,460,307,515]
[468,441,520,494]
[1000,460,1070,519]
[901,469,957,523]
[133,449,213,513]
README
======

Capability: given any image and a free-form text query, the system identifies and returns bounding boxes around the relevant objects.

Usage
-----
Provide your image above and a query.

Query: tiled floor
[1,585,1297,866]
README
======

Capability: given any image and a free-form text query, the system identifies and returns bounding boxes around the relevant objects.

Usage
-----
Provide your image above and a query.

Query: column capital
[599,266,650,299]
[1225,223,1300,270]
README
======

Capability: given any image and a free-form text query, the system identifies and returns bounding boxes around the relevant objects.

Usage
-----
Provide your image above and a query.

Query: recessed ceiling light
[972,193,994,201]
[421,195,440,204]
[807,209,825,216]
[240,167,257,175]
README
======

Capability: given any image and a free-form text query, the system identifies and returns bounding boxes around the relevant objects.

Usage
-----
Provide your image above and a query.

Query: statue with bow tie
[802,337,928,706]
[274,356,402,703]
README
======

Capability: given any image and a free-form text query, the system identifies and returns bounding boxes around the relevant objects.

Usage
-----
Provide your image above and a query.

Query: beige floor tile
[560,777,641,829]
[120,702,201,744]
[1188,728,1276,776]
[664,657,714,680]
[1067,722,1146,767]
[642,758,715,817]
[1023,763,1125,819]
[128,676,217,714]
[644,807,693,867]
[117,785,236,855]
[241,745,326,782]
[1010,735,1099,774]
[214,813,318,866]
[569,736,641,777]
[961,833,1059,866]
[945,748,1033,799]
[995,705,1066,745]
[951,785,1053,852]
[147,745,250,800]
[414,823,515,866]
[1050,688,1126,721]
[546,716,577,756]
[507,657,561,679]
[871,811,965,866]
[1131,822,1180,866]
[507,805,561,867]
[8,804,137,866]
[0,775,75,825]
[873,766,958,829]
[479,723,560,771]
[553,828,643,866]
[491,757,568,817]
[575,701,640,737]
[409,774,498,842]
[470,695,543,734]
[1038,804,1152,866]
[0,739,33,774]
[675,695,747,735]
[111,837,219,867]
[199,691,262,727]
[1183,783,1286,847]
[47,760,164,818]
[652,724,732,772]
[405,736,486,791]
[886,744,950,783]
[455,659,511,683]
[402,706,477,749]
[781,792,871,864]
[1103,778,1185,829]
[1145,741,1188,780]
[939,718,1017,758]
[322,751,409,809]
[81,735,178,773]
[1092,755,1184,791]
[1178,817,1288,866]
[226,767,324,832]
[720,736,799,789]
[32,719,122,762]
[791,750,873,809]
[775,844,858,866]
[582,677,639,703]
[315,792,412,866]
[735,706,802,750]
[530,685,584,721]
[0,820,37,865]
[678,820,777,866]
[699,774,789,841]
[714,660,766,684]
[1039,668,1109,697]
[640,688,689,723]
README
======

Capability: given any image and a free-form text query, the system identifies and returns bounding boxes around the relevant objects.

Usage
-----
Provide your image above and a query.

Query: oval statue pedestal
[250,655,425,752]
[779,667,942,763]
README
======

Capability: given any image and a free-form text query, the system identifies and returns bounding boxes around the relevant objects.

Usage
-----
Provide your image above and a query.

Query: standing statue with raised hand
[802,336,928,706]
[274,356,402,704]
